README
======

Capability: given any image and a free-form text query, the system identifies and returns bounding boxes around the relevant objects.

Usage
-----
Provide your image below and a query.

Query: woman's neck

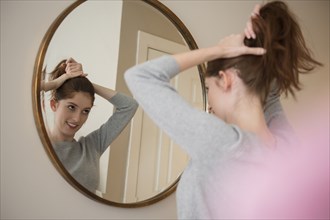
[50,129,75,143]
[227,95,276,148]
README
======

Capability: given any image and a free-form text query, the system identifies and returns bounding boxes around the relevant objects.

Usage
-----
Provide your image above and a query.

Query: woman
[42,58,138,193]
[125,1,322,219]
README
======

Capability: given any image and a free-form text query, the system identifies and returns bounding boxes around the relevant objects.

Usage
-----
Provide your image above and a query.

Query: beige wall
[1,0,328,219]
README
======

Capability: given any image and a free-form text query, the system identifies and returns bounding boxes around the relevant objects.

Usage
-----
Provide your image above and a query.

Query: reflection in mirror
[42,57,139,196]
[33,0,206,207]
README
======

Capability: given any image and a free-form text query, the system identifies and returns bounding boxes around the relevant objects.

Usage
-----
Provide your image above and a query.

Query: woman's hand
[41,58,87,92]
[65,57,87,78]
[244,4,261,39]
[172,4,265,72]
[215,4,264,59]
[216,33,266,58]
[173,33,265,72]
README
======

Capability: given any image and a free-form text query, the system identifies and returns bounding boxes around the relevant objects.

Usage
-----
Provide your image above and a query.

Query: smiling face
[50,92,93,142]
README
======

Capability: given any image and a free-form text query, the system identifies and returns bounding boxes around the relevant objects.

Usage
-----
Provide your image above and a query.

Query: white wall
[1,0,328,219]
[43,1,123,138]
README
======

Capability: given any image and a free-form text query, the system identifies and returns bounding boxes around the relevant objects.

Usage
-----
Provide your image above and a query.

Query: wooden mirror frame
[32,0,206,207]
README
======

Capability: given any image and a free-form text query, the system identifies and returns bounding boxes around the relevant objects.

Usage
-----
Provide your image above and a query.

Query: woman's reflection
[41,58,138,193]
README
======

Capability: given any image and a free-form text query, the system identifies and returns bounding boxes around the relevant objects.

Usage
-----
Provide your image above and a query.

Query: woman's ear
[217,70,232,91]
[50,99,58,112]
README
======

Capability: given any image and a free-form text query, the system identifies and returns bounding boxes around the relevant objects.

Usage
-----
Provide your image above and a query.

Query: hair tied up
[49,59,67,81]
[251,1,322,100]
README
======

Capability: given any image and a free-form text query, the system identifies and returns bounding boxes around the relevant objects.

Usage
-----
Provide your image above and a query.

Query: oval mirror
[32,0,206,207]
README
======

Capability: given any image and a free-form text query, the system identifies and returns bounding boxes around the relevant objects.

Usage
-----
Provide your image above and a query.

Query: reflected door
[124,31,203,202]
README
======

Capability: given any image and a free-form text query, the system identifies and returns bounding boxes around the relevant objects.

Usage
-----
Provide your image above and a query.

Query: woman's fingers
[244,46,266,56]
[65,58,88,78]
[66,62,83,73]
[66,57,76,64]
[244,4,262,39]
[218,33,265,58]
[252,4,261,16]
[245,21,255,39]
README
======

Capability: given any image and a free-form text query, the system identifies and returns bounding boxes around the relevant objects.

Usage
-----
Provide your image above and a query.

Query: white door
[124,31,203,202]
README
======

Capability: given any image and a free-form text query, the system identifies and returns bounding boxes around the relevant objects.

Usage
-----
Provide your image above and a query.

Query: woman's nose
[72,112,82,122]
[208,106,212,113]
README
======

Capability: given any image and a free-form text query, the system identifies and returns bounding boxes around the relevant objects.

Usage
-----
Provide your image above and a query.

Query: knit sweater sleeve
[124,55,240,160]
[83,92,139,155]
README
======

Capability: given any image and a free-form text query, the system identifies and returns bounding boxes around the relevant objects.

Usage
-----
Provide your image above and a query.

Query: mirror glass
[33,0,206,207]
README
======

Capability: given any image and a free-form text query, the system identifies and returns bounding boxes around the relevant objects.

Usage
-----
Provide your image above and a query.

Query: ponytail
[206,1,322,105]
[254,1,322,99]
[49,59,67,81]
[47,59,95,103]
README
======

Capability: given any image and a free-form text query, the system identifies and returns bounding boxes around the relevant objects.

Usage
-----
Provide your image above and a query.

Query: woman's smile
[66,121,79,129]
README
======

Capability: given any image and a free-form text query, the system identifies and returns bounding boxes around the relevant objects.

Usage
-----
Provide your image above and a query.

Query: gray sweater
[53,92,138,193]
[125,56,296,219]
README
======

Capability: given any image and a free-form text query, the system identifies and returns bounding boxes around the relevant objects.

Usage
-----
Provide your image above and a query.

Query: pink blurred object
[207,125,329,219]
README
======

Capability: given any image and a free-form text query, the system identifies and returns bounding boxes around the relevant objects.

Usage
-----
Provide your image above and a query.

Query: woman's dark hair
[206,1,322,105]
[48,59,95,104]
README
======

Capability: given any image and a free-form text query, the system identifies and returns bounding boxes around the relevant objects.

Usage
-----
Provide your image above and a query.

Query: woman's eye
[67,105,75,111]
[83,109,91,115]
